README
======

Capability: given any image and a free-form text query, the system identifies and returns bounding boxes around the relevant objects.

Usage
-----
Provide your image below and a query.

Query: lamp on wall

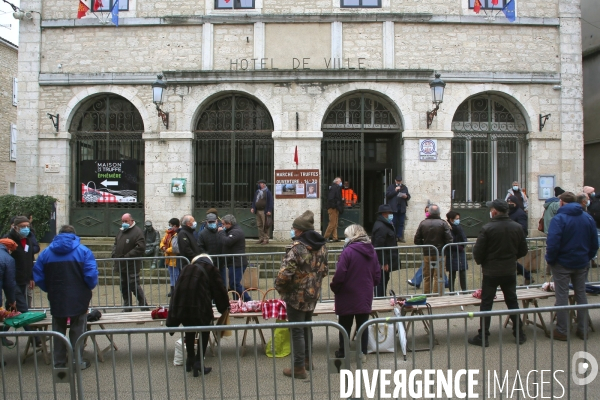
[426,73,446,129]
[152,74,169,129]
[47,113,59,132]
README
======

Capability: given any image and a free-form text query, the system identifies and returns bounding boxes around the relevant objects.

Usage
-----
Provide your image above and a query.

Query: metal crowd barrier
[0,330,76,400]
[2,303,598,399]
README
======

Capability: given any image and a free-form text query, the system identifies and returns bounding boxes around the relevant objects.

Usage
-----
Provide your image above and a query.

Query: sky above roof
[0,0,19,45]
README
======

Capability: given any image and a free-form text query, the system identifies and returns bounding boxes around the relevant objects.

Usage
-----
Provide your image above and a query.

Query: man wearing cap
[546,192,598,341]
[324,177,344,242]
[143,221,160,269]
[469,199,528,347]
[385,176,411,242]
[275,210,328,379]
[371,204,401,297]
[198,208,223,235]
[198,212,223,274]
[251,179,274,245]
[3,216,39,343]
[543,187,565,235]
[112,213,148,311]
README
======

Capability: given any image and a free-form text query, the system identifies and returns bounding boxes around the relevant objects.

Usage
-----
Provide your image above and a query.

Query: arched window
[451,94,528,203]
[69,94,145,236]
[193,94,274,236]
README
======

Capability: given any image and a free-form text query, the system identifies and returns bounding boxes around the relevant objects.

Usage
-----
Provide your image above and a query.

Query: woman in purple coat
[330,224,381,361]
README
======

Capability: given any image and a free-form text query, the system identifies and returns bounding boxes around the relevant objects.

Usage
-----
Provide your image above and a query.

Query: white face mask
[587,200,591,207]
[344,238,350,244]
[513,186,519,191]
[490,212,494,219]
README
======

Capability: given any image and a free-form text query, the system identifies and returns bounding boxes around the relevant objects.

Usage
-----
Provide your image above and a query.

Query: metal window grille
[340,0,382,7]
[468,0,507,10]
[215,0,255,9]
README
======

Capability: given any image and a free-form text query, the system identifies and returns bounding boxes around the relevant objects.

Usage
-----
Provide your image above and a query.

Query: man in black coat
[112,213,148,311]
[385,176,411,242]
[198,213,223,270]
[218,215,250,301]
[470,199,528,347]
[371,204,400,297]
[178,214,201,263]
[324,177,344,242]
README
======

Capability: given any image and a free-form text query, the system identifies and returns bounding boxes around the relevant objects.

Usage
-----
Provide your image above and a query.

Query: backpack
[171,235,180,255]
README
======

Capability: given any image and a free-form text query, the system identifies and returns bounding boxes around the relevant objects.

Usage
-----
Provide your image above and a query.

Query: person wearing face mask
[275,210,328,379]
[330,224,380,363]
[0,238,17,347]
[218,215,251,301]
[198,213,224,284]
[112,213,148,311]
[504,181,529,211]
[469,199,528,347]
[371,204,401,297]
[160,218,181,297]
[3,216,40,344]
[444,211,468,292]
[324,177,344,242]
[385,176,411,242]
[507,196,533,285]
[177,214,202,264]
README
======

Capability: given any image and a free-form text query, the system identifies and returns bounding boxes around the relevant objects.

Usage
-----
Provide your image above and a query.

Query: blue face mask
[454,219,460,226]
[191,222,197,229]
[168,226,174,231]
[121,223,130,230]
[19,227,30,237]
[290,229,296,239]
[208,223,217,230]
[339,182,343,187]
[387,214,394,222]
[587,200,591,207]
[513,186,519,191]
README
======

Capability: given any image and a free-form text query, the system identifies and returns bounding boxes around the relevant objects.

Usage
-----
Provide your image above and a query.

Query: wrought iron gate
[193,94,274,238]
[321,92,402,235]
[451,94,528,237]
[69,95,145,237]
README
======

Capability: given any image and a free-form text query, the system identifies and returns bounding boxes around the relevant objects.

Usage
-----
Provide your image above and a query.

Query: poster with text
[80,160,139,203]
[275,169,320,199]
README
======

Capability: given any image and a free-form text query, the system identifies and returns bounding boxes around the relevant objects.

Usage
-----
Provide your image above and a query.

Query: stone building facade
[16,0,583,240]
[0,37,17,195]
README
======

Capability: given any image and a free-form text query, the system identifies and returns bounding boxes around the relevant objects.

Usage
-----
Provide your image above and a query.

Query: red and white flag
[93,0,103,11]
[294,146,299,165]
[77,0,90,18]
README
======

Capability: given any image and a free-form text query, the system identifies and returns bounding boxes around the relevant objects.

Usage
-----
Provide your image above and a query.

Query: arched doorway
[193,93,274,237]
[451,93,528,236]
[69,94,145,236]
[321,92,403,234]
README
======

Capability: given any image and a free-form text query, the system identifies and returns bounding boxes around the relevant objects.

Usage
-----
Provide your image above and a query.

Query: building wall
[18,0,583,240]
[583,50,600,190]
[0,39,18,195]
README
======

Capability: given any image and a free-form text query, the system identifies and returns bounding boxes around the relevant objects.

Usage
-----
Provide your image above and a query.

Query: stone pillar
[401,130,453,240]
[143,133,194,230]
[558,0,584,190]
[272,131,323,241]
[15,0,43,197]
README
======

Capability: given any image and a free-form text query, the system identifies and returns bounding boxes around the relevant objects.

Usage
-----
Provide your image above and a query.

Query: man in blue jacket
[33,225,98,369]
[250,179,274,245]
[546,192,599,341]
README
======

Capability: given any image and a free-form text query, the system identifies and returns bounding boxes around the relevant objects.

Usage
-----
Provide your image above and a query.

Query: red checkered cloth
[262,299,287,320]
[81,183,118,203]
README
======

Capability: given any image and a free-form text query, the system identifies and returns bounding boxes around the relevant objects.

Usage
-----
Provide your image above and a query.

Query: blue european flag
[111,0,119,26]
[502,0,515,23]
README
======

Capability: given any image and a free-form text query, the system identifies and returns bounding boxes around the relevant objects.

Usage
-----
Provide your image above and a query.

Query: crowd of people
[1,177,599,376]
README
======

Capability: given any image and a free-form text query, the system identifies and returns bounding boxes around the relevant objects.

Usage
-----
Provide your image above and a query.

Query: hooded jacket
[0,244,16,306]
[275,230,328,312]
[6,229,35,286]
[546,203,599,269]
[112,222,145,277]
[166,259,229,327]
[473,214,528,276]
[371,214,400,271]
[219,224,247,267]
[33,233,98,317]
[543,197,561,234]
[330,241,381,316]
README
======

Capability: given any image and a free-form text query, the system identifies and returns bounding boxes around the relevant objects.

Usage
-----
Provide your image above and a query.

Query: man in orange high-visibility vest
[341,181,358,208]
